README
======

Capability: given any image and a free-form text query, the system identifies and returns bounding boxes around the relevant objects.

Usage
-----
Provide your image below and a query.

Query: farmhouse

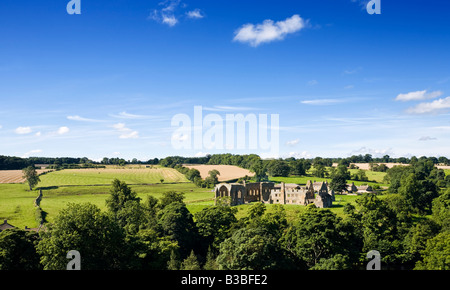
[215,180,334,208]
[0,219,15,232]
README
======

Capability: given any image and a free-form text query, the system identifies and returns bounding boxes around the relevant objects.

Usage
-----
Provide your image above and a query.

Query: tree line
[1,174,449,270]
[2,153,449,171]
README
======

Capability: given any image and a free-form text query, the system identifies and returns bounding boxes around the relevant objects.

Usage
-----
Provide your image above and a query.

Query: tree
[414,232,450,270]
[289,159,311,176]
[159,191,185,208]
[22,166,40,190]
[251,161,268,182]
[204,170,220,187]
[280,208,358,269]
[194,205,237,251]
[37,203,132,270]
[133,228,178,270]
[0,229,42,270]
[203,246,219,270]
[312,164,326,178]
[106,179,141,215]
[158,202,199,259]
[217,227,285,270]
[329,165,350,193]
[432,188,450,231]
[180,250,201,270]
[267,160,290,177]
[398,173,439,214]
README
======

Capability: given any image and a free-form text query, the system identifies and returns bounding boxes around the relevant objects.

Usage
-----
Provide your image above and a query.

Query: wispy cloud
[419,136,437,141]
[307,80,318,86]
[186,9,204,19]
[286,139,300,146]
[233,14,307,47]
[300,98,345,105]
[343,67,362,75]
[406,96,450,114]
[67,115,104,122]
[15,126,32,134]
[149,0,204,27]
[203,106,260,112]
[395,90,442,102]
[110,111,156,120]
[21,149,42,158]
[112,123,139,139]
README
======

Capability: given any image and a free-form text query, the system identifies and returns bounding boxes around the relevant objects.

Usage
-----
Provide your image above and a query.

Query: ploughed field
[183,164,254,182]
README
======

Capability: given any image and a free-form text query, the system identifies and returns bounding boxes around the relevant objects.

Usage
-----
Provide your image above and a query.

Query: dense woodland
[0,155,449,270]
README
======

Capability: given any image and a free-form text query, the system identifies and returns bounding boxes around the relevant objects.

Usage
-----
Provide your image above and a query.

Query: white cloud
[349,146,394,158]
[15,126,32,134]
[0,125,2,129]
[35,132,41,137]
[286,139,300,146]
[233,14,306,47]
[22,149,42,158]
[186,9,204,19]
[112,123,139,139]
[395,90,443,102]
[284,151,311,159]
[57,126,70,135]
[308,80,318,86]
[162,14,178,26]
[406,96,450,114]
[194,151,210,157]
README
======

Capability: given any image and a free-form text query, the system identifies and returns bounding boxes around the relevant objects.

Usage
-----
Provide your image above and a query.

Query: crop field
[36,167,189,187]
[0,170,51,184]
[184,164,254,182]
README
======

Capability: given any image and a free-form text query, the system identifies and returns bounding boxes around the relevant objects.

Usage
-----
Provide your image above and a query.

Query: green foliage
[432,188,450,231]
[22,166,40,190]
[106,179,141,215]
[158,202,199,259]
[159,191,185,208]
[267,160,290,177]
[37,203,132,270]
[0,229,42,270]
[280,208,358,269]
[415,232,450,270]
[217,227,284,270]
[195,205,237,251]
[180,250,201,270]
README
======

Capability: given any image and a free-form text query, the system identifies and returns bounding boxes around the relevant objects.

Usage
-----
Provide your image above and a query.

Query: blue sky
[0,0,449,161]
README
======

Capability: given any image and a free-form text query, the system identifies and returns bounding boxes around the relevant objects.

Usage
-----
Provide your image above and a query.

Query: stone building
[215,180,334,208]
[0,220,15,232]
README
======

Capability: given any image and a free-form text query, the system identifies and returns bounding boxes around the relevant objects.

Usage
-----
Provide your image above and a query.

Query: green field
[1,166,387,229]
[36,166,189,187]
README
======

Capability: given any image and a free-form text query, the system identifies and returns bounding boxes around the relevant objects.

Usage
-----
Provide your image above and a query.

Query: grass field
[36,167,189,187]
[0,184,40,228]
[0,165,390,229]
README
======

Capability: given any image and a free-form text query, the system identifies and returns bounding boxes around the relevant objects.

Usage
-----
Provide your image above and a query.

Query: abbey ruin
[214,180,335,208]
